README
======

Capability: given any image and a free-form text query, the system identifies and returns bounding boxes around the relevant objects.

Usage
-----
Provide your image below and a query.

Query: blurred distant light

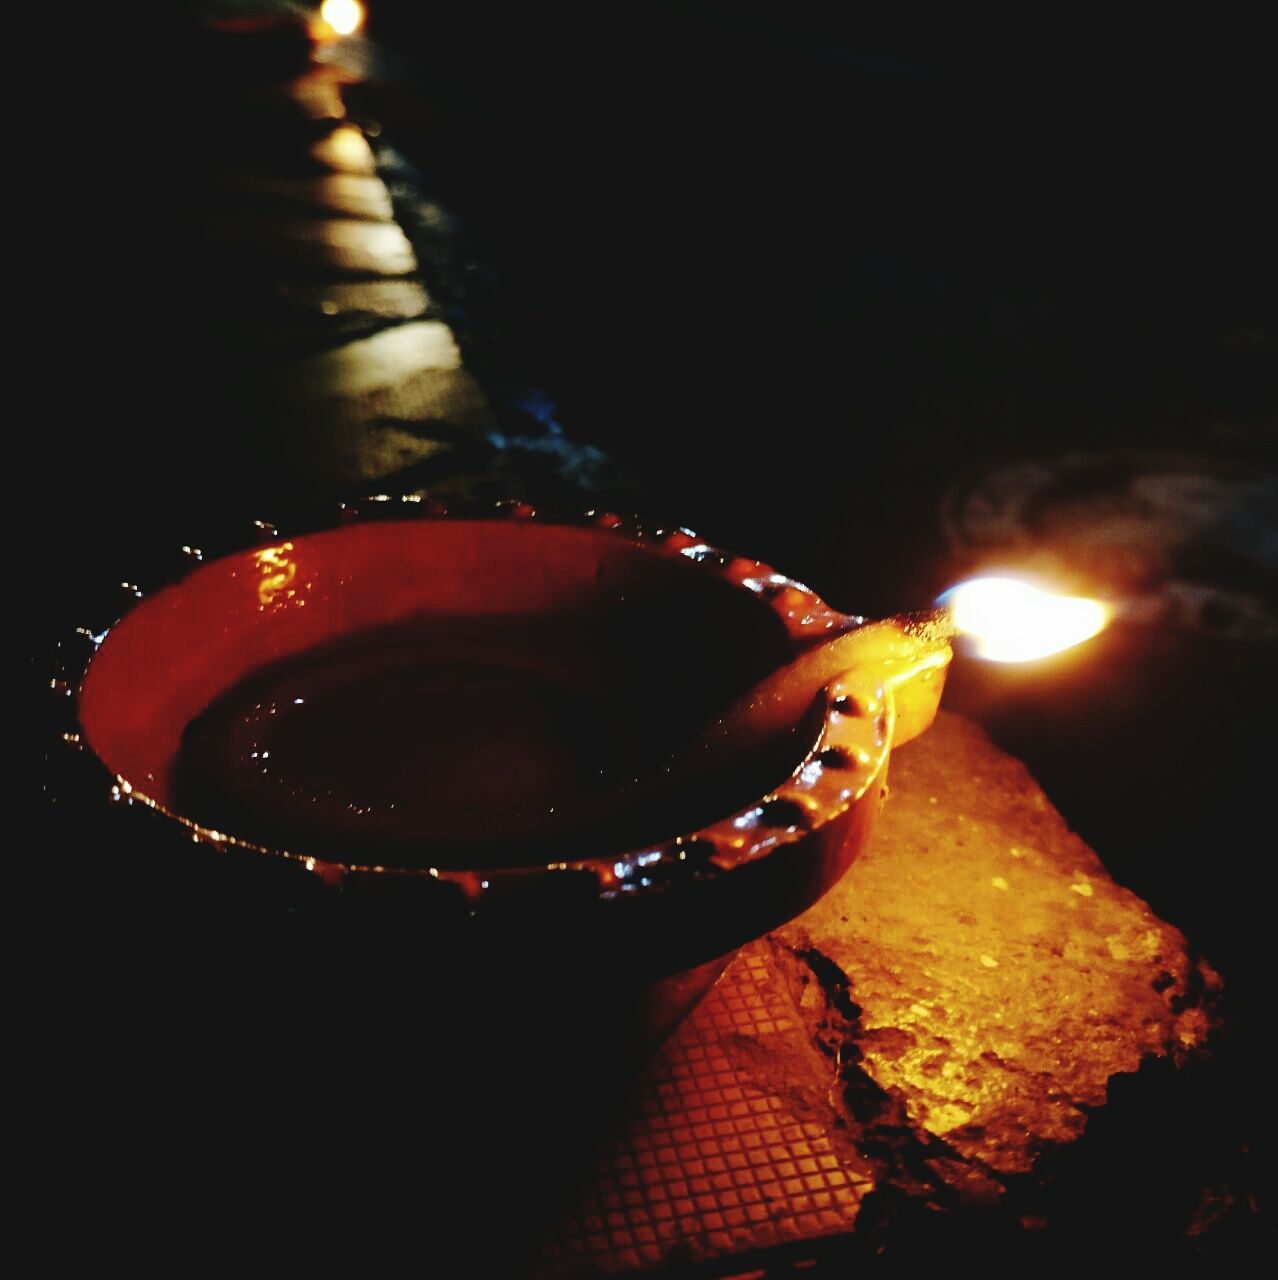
[319,0,364,38]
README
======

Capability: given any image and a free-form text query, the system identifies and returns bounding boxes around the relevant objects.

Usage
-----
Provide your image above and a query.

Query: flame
[939,577,1110,663]
[317,0,365,38]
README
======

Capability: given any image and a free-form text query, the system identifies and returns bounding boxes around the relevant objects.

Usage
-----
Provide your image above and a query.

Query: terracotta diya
[55,501,952,1045]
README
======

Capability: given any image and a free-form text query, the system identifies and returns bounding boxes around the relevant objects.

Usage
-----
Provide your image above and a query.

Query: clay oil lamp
[52,503,1107,1054]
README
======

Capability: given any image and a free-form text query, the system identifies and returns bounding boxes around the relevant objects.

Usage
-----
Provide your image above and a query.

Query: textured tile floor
[537,945,873,1275]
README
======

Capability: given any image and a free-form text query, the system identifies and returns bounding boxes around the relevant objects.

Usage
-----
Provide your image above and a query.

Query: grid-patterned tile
[534,943,873,1276]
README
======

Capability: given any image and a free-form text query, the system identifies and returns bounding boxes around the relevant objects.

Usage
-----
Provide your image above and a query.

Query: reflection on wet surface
[210,212,418,276]
[180,61,485,492]
[274,279,432,321]
[345,424,455,482]
[174,54,612,515]
[237,280,435,355]
[218,172,395,221]
[310,123,376,174]
[256,66,348,121]
[273,320,490,450]
[280,319,460,398]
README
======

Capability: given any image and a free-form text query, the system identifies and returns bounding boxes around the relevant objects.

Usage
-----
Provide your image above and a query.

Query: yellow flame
[318,0,364,37]
[941,577,1110,662]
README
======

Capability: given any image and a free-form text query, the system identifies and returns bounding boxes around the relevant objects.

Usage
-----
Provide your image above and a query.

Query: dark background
[22,1,1273,1264]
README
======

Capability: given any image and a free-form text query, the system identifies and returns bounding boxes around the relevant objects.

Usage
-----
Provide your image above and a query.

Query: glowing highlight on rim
[939,577,1110,663]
